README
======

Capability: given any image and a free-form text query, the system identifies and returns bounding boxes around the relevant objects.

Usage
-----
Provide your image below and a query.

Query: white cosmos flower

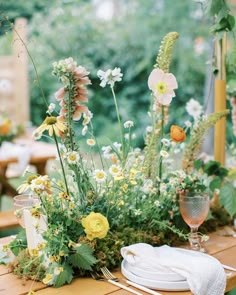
[97,67,123,88]
[94,169,107,183]
[124,120,134,128]
[186,98,203,120]
[109,165,121,176]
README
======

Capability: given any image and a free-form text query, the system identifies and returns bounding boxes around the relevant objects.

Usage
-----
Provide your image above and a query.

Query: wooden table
[0,230,236,295]
[0,140,56,198]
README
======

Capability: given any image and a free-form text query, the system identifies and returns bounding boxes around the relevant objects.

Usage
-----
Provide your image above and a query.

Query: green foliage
[183,110,230,170]
[52,264,73,288]
[9,229,27,256]
[11,248,46,281]
[220,183,236,217]
[204,0,235,34]
[0,0,213,141]
[203,160,228,177]
[68,244,97,271]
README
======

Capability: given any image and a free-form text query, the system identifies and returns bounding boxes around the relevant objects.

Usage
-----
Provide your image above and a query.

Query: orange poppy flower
[170,125,186,143]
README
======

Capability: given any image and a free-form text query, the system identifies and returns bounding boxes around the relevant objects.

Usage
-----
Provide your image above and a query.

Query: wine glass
[13,194,39,228]
[179,192,210,252]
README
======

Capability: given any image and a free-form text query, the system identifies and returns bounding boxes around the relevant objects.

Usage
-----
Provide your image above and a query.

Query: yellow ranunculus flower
[81,212,109,241]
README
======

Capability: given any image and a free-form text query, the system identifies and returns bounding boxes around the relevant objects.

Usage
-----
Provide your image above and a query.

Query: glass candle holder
[13,194,39,228]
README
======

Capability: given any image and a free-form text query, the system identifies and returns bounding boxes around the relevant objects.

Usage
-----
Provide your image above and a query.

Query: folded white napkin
[121,243,226,295]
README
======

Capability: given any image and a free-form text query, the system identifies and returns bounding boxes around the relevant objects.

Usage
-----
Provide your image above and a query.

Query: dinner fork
[100,267,162,295]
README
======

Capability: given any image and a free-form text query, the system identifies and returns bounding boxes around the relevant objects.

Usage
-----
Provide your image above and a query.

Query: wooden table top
[0,140,57,164]
[0,230,236,295]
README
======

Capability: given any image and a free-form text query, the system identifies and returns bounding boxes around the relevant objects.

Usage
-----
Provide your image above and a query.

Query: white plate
[124,260,185,282]
[121,260,190,291]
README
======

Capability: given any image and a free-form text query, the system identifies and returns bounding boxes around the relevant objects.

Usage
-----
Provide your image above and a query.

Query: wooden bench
[0,211,18,230]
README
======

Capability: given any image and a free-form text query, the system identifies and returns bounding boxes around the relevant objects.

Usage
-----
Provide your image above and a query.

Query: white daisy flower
[94,169,107,183]
[87,138,96,146]
[67,151,80,164]
[109,165,122,176]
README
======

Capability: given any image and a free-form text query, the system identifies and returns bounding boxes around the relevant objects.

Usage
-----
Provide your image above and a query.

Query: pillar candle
[23,209,47,250]
[214,79,226,166]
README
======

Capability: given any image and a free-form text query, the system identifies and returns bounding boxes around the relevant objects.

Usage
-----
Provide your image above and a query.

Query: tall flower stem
[11,24,48,108]
[158,106,165,180]
[53,131,69,195]
[111,86,125,164]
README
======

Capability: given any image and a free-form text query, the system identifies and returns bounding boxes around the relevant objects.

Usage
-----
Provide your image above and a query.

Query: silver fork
[101,267,162,295]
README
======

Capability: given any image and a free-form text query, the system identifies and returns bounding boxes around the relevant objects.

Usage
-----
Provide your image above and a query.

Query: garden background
[0,0,235,150]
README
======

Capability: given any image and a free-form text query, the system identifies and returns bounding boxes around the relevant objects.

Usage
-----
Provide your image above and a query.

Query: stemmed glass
[179,192,210,252]
[13,194,39,228]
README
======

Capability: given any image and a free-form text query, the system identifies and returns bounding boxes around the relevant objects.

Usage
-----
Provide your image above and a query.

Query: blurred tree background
[0,0,235,147]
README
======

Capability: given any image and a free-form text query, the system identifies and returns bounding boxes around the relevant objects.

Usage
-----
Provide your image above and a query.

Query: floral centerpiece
[0,112,22,146]
[1,32,232,290]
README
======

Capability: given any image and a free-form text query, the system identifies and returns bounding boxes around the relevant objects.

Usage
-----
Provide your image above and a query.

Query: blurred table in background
[0,140,57,198]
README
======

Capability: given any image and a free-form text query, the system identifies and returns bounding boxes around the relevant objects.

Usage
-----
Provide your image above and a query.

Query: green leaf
[68,244,97,271]
[227,14,235,31]
[8,229,27,256]
[209,177,222,192]
[53,263,73,288]
[193,159,203,170]
[205,0,229,16]
[220,183,236,217]
[203,160,227,178]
